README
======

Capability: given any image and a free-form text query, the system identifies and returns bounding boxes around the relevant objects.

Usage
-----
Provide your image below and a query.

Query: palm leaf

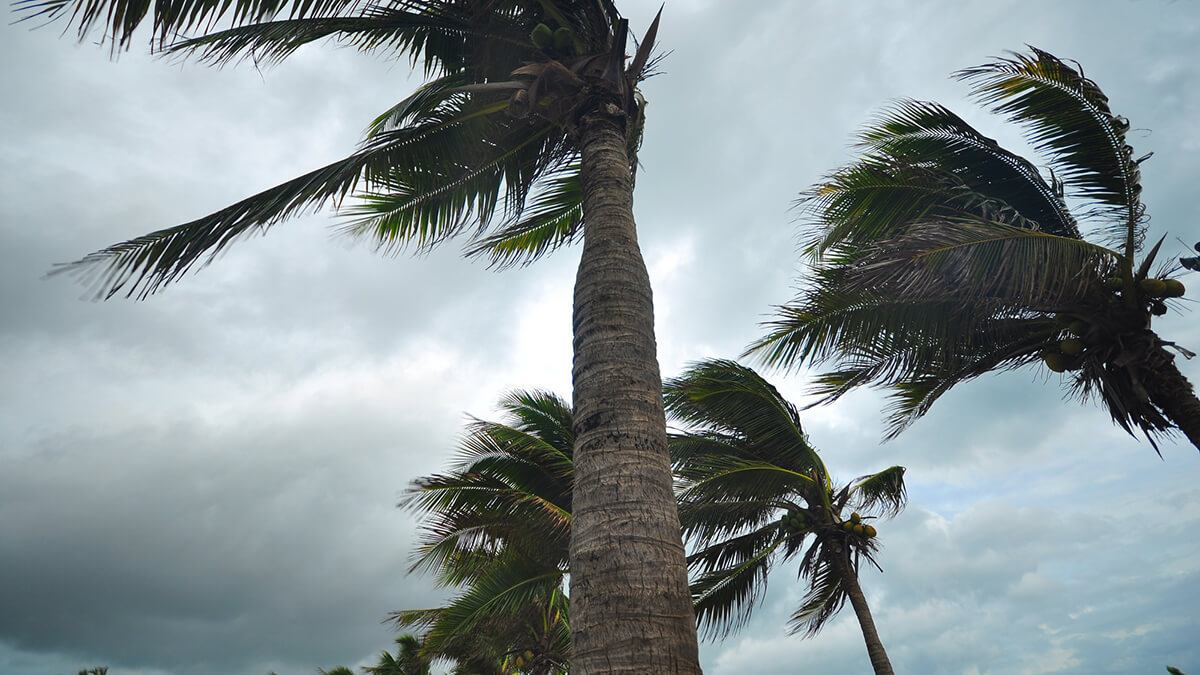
[849,466,907,517]
[955,47,1147,251]
[664,359,827,475]
[690,535,783,640]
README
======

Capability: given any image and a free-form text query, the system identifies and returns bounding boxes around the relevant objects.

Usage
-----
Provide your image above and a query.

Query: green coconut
[530,23,554,49]
[1163,278,1186,297]
[864,524,878,538]
[553,26,574,52]
[1103,276,1124,291]
[1140,278,1168,296]
[1059,338,1084,356]
[1042,351,1068,373]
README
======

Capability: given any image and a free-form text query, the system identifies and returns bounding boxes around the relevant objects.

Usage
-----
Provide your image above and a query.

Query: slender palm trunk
[568,105,701,674]
[1145,341,1200,451]
[832,550,895,675]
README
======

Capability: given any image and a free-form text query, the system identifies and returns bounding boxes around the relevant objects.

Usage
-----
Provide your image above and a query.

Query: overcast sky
[2,1,1198,673]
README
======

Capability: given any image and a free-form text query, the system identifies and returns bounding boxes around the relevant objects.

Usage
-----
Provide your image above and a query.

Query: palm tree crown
[665,359,906,675]
[398,390,573,675]
[749,47,1200,451]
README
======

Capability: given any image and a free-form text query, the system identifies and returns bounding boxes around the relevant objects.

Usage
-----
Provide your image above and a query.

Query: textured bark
[832,551,895,675]
[568,108,702,674]
[1145,342,1200,451]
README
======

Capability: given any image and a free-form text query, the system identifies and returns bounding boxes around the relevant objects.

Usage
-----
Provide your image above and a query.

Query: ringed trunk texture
[1145,341,1200,451]
[832,550,895,675]
[568,108,702,674]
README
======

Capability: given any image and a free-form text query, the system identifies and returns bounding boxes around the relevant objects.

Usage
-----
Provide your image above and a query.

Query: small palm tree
[17,1,700,669]
[398,390,573,675]
[665,359,907,675]
[364,634,432,675]
[749,47,1200,452]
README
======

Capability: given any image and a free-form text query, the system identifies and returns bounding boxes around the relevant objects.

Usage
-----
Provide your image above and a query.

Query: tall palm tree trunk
[832,550,895,675]
[569,106,702,674]
[1145,342,1200,451]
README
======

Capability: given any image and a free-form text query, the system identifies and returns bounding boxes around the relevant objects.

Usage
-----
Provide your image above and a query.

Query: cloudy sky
[2,1,1199,673]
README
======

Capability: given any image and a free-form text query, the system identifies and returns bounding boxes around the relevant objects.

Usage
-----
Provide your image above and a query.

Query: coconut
[1140,278,1168,296]
[1163,278,1186,297]
[864,525,878,538]
[1104,276,1124,291]
[553,26,574,52]
[530,23,554,49]
[850,512,861,524]
[1059,338,1084,356]
[1042,351,1068,373]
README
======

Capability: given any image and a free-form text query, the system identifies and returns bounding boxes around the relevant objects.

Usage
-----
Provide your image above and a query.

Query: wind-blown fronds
[755,47,1199,449]
[850,466,907,518]
[667,359,906,652]
[955,47,1147,250]
[399,388,573,670]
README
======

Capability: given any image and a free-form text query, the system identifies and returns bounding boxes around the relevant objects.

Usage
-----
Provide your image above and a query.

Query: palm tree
[364,634,433,675]
[398,389,573,675]
[664,359,907,675]
[17,1,700,669]
[749,47,1200,452]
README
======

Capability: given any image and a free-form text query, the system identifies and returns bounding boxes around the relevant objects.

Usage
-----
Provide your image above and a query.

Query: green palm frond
[12,0,361,51]
[464,165,584,268]
[674,454,817,512]
[166,4,521,70]
[853,100,1077,239]
[664,359,826,476]
[690,535,783,640]
[849,466,907,517]
[789,547,845,636]
[955,47,1147,250]
[669,360,906,643]
[849,219,1119,307]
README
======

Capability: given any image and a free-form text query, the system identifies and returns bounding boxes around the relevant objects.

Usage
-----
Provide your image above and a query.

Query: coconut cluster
[529,23,582,57]
[778,510,808,534]
[1041,275,1186,373]
[841,512,877,538]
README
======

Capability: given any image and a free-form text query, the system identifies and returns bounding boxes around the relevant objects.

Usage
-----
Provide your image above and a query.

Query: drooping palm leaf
[955,47,1147,250]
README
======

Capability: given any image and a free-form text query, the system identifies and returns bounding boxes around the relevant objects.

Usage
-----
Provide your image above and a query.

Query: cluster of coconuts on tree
[530,22,582,57]
[1040,273,1186,373]
[841,512,877,538]
[778,510,808,534]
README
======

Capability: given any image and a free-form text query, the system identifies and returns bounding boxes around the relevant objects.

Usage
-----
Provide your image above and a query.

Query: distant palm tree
[398,390,572,675]
[665,359,907,675]
[364,634,432,675]
[750,47,1200,452]
[17,0,699,668]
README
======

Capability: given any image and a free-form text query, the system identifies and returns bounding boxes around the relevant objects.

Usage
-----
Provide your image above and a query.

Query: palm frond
[955,47,1147,251]
[854,99,1078,239]
[12,0,361,51]
[463,165,583,268]
[849,466,907,517]
[664,359,826,475]
[690,536,782,640]
[790,544,845,636]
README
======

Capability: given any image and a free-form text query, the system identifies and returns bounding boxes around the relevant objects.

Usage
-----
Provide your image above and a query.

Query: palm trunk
[832,550,895,675]
[1145,341,1200,451]
[568,105,702,674]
